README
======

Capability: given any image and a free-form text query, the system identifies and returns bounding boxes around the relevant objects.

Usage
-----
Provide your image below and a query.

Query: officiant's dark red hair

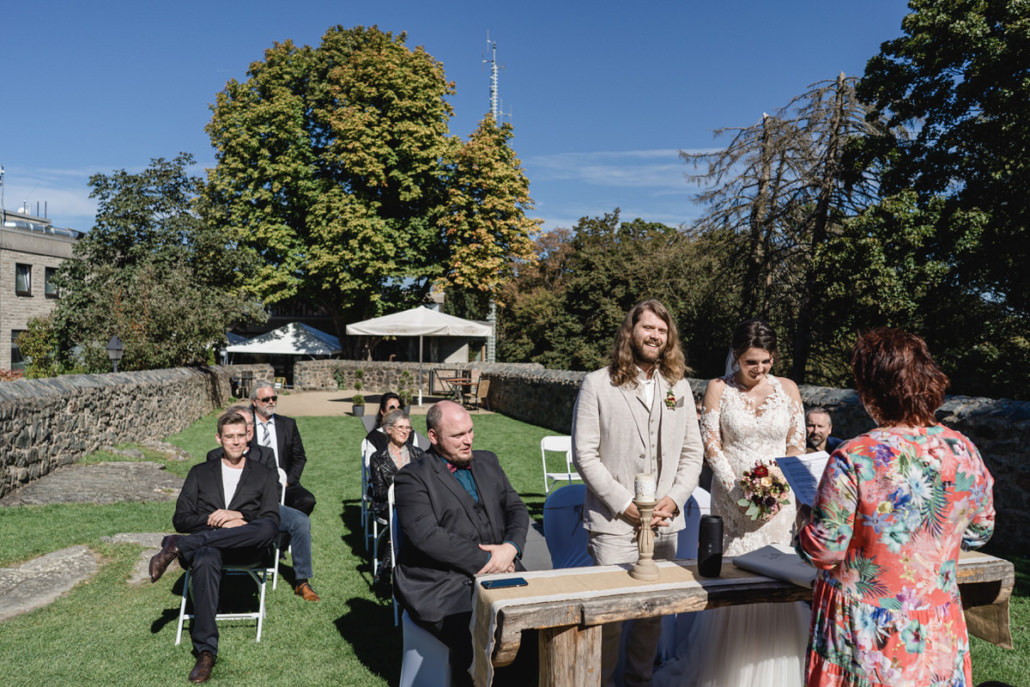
[851,328,949,427]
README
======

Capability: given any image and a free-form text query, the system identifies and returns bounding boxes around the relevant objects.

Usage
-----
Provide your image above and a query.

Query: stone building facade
[0,210,81,371]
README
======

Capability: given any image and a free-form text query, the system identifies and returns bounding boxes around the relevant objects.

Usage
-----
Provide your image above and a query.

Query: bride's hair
[731,319,778,361]
[608,299,687,388]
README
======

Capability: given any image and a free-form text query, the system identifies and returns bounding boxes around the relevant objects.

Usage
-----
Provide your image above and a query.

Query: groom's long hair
[608,299,687,388]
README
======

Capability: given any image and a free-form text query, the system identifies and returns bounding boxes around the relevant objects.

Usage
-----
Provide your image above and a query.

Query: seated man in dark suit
[207,404,320,602]
[394,400,529,687]
[249,381,316,515]
[149,410,280,684]
[806,406,844,453]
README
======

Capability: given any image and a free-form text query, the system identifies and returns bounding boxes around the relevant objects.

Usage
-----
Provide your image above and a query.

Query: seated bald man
[394,400,529,687]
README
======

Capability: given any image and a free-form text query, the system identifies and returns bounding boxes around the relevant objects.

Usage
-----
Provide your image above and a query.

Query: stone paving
[0,441,188,620]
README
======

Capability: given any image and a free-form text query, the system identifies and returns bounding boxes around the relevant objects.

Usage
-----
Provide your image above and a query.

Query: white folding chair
[174,552,272,645]
[541,435,578,494]
[542,483,592,569]
[399,610,451,687]
[271,468,289,591]
[360,438,376,550]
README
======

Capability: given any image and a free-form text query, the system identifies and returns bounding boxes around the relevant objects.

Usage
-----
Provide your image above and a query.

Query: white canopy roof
[345,306,492,338]
[346,306,491,406]
[226,322,341,356]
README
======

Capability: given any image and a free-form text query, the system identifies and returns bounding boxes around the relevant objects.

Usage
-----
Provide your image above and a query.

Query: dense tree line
[19,26,537,375]
[494,1,1030,400]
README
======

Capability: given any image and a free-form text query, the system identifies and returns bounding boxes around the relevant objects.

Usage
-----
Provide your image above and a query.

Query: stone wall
[485,368,1029,556]
[0,363,272,498]
[293,359,545,394]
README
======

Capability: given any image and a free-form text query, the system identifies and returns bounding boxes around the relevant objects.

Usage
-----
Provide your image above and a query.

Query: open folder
[775,450,830,508]
[733,543,816,588]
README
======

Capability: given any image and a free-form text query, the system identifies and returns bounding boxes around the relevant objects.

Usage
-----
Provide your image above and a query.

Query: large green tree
[858,0,1030,315]
[21,154,264,375]
[205,25,538,341]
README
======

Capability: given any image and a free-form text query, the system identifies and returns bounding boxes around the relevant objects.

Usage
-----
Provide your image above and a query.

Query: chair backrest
[277,468,288,506]
[542,483,592,568]
[361,438,376,466]
[676,486,711,559]
[413,430,431,451]
[476,378,490,403]
[541,435,572,453]
[388,483,398,566]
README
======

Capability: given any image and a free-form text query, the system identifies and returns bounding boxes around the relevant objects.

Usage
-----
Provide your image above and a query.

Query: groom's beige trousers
[588,529,679,687]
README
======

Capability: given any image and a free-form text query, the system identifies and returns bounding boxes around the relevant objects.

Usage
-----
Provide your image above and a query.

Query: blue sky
[2,1,909,234]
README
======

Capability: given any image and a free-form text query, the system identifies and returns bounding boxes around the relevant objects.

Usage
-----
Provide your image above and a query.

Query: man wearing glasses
[250,381,316,516]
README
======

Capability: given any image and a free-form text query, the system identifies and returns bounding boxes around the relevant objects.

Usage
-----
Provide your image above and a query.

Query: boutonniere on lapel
[665,389,677,410]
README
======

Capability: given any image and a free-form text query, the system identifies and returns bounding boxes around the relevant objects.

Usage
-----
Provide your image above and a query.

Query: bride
[656,319,809,687]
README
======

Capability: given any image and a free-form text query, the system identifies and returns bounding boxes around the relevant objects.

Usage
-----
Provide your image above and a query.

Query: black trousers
[285,483,316,515]
[178,518,278,655]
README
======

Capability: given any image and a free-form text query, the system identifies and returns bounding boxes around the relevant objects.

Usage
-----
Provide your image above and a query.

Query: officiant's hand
[794,503,812,541]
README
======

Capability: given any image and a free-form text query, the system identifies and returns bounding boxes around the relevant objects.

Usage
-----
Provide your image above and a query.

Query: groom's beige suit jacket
[572,367,704,535]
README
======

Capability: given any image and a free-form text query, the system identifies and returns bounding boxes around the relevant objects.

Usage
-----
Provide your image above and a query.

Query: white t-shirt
[221,461,244,508]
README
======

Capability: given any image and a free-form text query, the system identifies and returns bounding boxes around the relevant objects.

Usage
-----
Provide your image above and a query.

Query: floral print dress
[796,425,995,687]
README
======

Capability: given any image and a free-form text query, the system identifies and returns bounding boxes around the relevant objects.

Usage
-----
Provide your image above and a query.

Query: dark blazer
[249,412,307,485]
[394,448,529,625]
[173,458,280,534]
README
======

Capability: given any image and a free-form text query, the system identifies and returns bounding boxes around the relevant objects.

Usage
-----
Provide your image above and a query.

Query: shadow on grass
[335,597,402,686]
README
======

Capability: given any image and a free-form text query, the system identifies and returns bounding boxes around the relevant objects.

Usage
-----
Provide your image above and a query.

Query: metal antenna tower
[482,33,503,361]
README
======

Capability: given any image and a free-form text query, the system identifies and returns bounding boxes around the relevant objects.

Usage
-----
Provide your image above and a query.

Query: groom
[572,298,704,687]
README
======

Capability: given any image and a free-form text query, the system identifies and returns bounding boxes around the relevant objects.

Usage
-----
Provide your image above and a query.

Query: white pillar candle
[634,472,656,501]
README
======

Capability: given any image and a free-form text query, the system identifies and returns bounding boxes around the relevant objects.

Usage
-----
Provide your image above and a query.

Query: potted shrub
[399,370,414,411]
[352,369,365,416]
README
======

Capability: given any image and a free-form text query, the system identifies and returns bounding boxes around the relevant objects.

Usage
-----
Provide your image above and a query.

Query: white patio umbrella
[346,306,492,405]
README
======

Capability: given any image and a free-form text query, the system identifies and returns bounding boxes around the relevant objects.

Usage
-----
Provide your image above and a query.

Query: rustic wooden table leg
[538,624,602,687]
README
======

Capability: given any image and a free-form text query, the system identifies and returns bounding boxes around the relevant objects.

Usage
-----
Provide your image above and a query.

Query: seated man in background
[394,400,529,687]
[250,381,316,515]
[149,410,279,684]
[805,406,844,453]
[207,404,320,601]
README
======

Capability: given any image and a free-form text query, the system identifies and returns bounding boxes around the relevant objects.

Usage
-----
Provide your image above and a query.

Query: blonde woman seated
[370,409,424,584]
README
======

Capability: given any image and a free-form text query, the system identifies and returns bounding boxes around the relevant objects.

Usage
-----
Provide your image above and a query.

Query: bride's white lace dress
[654,374,809,687]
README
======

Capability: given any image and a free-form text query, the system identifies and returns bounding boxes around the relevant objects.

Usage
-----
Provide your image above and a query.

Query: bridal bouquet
[737,461,791,521]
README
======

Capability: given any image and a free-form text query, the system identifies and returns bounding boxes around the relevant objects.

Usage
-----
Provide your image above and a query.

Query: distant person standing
[572,298,704,687]
[250,381,316,515]
[805,407,843,453]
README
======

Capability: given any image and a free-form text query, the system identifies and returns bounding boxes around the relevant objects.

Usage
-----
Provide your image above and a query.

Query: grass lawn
[0,410,1025,686]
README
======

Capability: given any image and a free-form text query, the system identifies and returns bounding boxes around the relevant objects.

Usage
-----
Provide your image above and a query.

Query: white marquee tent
[226,322,342,358]
[346,306,492,405]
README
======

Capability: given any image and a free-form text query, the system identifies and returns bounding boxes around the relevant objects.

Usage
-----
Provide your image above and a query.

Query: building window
[15,264,32,296]
[45,267,59,298]
[11,330,27,371]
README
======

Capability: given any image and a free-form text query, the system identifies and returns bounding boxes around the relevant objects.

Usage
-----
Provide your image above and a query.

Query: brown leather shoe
[294,581,320,601]
[148,534,181,583]
[188,651,215,683]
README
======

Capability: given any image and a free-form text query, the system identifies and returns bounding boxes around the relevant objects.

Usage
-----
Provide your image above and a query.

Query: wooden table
[471,551,1014,687]
[440,377,475,402]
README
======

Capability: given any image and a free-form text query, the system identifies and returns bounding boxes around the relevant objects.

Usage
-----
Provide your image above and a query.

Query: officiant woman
[795,328,995,687]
